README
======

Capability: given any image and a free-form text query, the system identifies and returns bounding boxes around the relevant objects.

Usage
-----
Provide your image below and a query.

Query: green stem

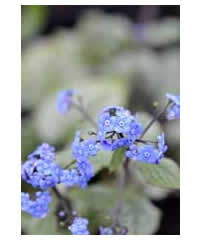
[72,102,97,129]
[64,160,76,169]
[139,102,170,139]
[112,158,129,226]
[52,187,71,215]
[136,139,157,144]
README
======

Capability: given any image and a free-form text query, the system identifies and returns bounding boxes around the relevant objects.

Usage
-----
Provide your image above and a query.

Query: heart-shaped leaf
[136,157,180,189]
[70,184,161,235]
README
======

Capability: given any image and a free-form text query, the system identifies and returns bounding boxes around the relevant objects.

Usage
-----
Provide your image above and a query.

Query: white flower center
[131,128,135,134]
[104,120,110,126]
[144,152,150,158]
[89,144,94,150]
[119,121,125,127]
[78,149,83,155]
[132,149,137,154]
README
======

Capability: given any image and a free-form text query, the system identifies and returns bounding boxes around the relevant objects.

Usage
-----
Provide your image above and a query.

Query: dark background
[42,6,179,33]
[22,5,180,36]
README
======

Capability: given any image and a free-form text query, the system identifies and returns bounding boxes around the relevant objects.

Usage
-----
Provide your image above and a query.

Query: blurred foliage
[21,8,180,235]
[22,6,47,42]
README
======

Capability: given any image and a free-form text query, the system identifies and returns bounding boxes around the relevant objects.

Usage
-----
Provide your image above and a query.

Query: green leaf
[90,150,113,174]
[109,147,126,172]
[143,184,171,201]
[123,191,161,234]
[70,185,161,235]
[136,157,180,189]
[56,149,74,168]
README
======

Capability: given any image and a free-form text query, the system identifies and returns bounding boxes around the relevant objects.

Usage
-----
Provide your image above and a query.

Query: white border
[2,1,193,239]
[0,1,21,239]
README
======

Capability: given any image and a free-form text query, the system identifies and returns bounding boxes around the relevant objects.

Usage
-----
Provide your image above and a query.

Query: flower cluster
[59,105,169,193]
[21,90,180,234]
[166,93,180,120]
[96,106,168,164]
[68,217,90,235]
[56,89,75,114]
[21,143,62,190]
[27,143,56,161]
[21,191,52,218]
[71,131,100,187]
[58,131,100,188]
[126,133,168,164]
[21,137,97,219]
[97,106,143,151]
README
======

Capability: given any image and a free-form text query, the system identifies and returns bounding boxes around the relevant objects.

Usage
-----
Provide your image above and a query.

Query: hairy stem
[139,102,170,139]
[52,187,71,215]
[112,158,129,226]
[72,101,97,129]
[64,160,76,169]
[136,139,157,144]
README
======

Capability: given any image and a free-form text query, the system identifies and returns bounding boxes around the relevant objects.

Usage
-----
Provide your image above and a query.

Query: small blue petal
[166,93,180,120]
[56,89,75,114]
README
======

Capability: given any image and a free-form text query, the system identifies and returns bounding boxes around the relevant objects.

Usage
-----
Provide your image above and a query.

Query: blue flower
[76,157,94,188]
[127,121,143,141]
[56,89,74,114]
[166,93,180,120]
[72,131,100,159]
[157,133,168,163]
[97,133,130,151]
[71,132,97,187]
[99,226,113,235]
[167,93,180,105]
[84,139,101,156]
[60,169,80,187]
[111,138,130,150]
[72,132,88,158]
[28,143,55,162]
[97,106,143,151]
[97,137,114,151]
[114,113,133,133]
[167,105,180,120]
[99,225,128,235]
[21,144,62,190]
[98,112,116,133]
[126,144,138,159]
[60,160,94,189]
[137,145,159,164]
[157,133,168,152]
[127,134,167,164]
[21,191,52,218]
[58,210,65,217]
[98,106,133,135]
[68,217,90,235]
